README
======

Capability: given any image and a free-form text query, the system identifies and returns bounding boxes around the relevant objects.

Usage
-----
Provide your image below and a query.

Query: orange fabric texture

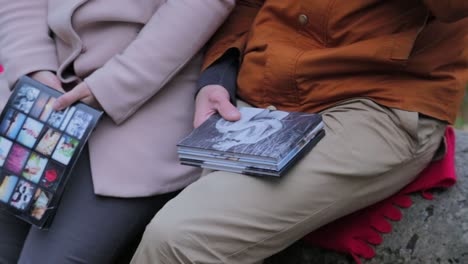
[203,0,468,124]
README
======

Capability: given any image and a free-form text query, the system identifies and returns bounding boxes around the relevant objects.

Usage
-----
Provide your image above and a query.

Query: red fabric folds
[303,127,457,264]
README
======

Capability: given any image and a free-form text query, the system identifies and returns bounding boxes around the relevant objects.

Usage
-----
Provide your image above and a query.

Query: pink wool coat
[0,0,235,197]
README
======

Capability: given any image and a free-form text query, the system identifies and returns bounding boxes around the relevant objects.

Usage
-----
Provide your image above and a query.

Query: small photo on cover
[0,136,13,166]
[11,85,40,114]
[0,109,27,140]
[35,128,61,156]
[40,161,64,191]
[29,93,51,119]
[22,153,48,184]
[51,135,78,165]
[10,179,35,210]
[66,110,93,140]
[39,97,56,122]
[48,108,69,129]
[0,174,19,203]
[59,107,76,131]
[29,188,52,220]
[4,144,30,175]
[16,118,44,148]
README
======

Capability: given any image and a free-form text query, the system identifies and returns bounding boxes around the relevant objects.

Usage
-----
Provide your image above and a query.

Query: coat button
[266,105,277,111]
[298,14,309,26]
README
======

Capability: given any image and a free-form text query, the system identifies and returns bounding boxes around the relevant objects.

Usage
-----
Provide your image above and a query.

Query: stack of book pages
[178,107,325,177]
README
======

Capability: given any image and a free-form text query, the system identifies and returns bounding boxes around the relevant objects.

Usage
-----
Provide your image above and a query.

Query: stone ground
[267,130,468,264]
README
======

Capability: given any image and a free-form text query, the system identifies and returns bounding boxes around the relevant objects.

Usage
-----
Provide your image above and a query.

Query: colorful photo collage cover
[0,76,102,228]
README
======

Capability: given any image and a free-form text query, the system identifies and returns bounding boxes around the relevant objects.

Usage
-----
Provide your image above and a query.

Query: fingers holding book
[194,84,240,128]
[28,72,100,111]
[53,82,100,111]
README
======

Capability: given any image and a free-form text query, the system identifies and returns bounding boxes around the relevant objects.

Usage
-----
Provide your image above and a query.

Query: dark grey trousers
[0,146,179,264]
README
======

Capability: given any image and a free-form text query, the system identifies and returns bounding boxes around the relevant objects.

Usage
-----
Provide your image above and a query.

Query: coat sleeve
[201,0,264,71]
[196,49,239,105]
[422,0,468,22]
[84,0,235,125]
[0,0,59,88]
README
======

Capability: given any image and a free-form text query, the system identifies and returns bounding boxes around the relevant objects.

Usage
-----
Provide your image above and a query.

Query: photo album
[178,107,325,177]
[0,76,102,228]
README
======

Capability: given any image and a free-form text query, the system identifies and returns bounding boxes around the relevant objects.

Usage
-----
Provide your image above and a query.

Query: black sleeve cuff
[196,49,239,105]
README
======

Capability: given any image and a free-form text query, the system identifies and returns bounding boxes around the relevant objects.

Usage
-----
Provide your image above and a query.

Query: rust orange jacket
[203,0,468,124]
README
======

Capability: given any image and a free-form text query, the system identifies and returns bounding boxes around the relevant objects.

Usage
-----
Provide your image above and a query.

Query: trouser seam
[224,200,339,261]
[223,147,430,262]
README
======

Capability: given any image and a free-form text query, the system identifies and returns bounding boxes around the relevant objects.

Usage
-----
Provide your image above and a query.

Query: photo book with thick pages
[0,76,102,228]
[178,107,325,177]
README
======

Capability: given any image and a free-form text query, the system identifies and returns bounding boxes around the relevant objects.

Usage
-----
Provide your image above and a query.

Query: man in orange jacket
[132,1,468,263]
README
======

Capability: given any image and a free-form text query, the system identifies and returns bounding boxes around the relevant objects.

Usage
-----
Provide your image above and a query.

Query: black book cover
[0,76,102,228]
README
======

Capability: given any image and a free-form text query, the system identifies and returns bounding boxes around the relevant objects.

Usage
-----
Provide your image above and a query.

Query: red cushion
[303,127,456,263]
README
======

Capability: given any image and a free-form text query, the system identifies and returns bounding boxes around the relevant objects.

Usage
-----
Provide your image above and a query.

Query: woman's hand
[53,81,101,111]
[193,84,240,128]
[28,71,100,111]
[29,71,64,92]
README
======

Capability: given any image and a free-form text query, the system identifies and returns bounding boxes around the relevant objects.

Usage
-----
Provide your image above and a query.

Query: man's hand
[194,84,241,128]
[53,81,100,111]
[29,71,64,92]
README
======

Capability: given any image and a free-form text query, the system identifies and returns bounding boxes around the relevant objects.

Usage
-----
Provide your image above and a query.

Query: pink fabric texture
[303,127,457,264]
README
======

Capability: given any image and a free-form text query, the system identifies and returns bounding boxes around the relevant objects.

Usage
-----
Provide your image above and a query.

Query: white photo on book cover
[0,174,18,203]
[29,93,50,119]
[0,136,13,166]
[12,85,40,114]
[22,153,48,184]
[51,135,78,165]
[16,117,44,148]
[48,108,70,129]
[182,107,319,160]
[39,97,56,122]
[9,179,35,210]
[36,128,62,156]
[65,110,93,140]
[213,108,289,151]
[29,188,52,220]
[0,109,27,140]
[60,107,76,131]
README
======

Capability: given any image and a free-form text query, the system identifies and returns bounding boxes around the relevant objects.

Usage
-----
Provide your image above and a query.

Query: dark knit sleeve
[196,49,239,105]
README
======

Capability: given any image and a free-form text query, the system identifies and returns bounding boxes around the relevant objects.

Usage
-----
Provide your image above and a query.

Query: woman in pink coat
[0,0,235,263]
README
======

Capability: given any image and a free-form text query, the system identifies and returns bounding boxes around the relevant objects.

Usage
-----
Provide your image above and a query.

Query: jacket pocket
[388,9,430,62]
[263,40,304,107]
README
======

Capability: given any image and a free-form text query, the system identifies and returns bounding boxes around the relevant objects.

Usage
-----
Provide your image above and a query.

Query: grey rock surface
[267,130,468,264]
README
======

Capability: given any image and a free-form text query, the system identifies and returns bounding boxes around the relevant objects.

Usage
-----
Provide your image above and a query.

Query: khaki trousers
[131,99,446,264]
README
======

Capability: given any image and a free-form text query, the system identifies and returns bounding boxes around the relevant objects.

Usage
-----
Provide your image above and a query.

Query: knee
[136,214,192,263]
[144,215,180,246]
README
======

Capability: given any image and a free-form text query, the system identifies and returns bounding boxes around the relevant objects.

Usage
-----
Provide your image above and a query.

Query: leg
[0,77,31,263]
[17,146,178,264]
[132,99,446,264]
[0,210,30,263]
